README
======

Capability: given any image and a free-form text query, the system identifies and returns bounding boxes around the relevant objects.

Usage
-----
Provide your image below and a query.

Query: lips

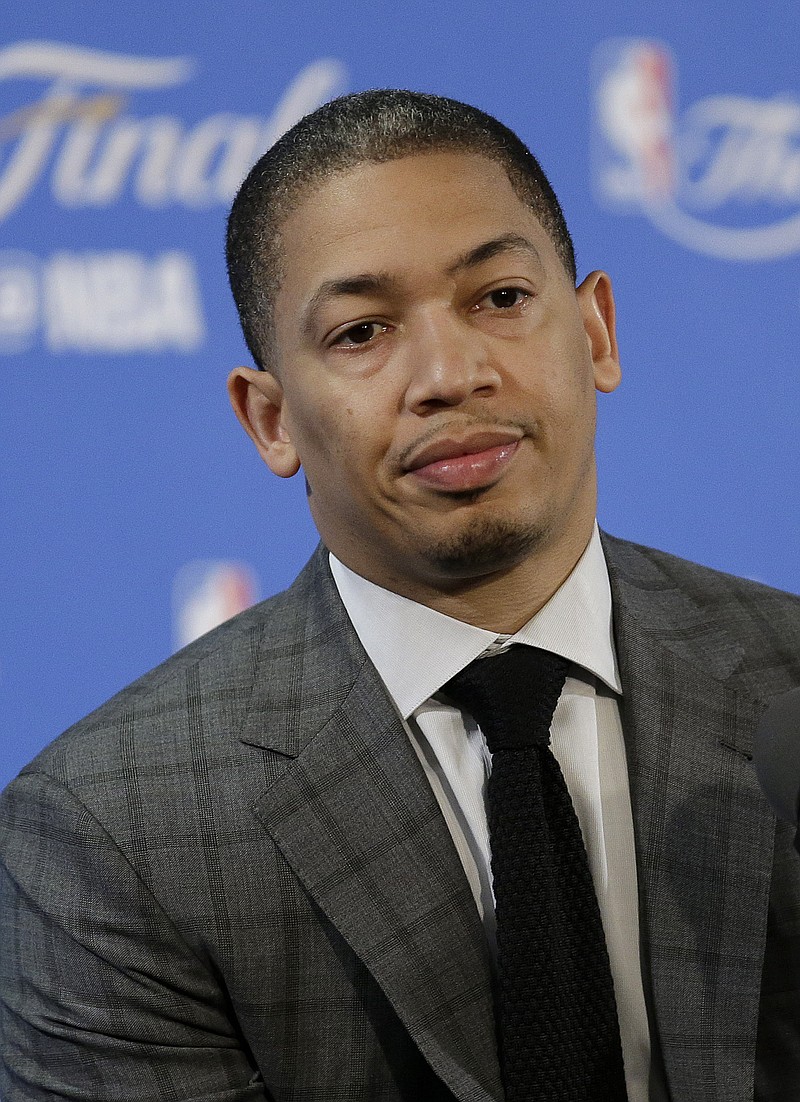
[403,430,522,492]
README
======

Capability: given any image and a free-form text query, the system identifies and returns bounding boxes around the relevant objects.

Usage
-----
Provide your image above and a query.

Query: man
[1,90,799,1102]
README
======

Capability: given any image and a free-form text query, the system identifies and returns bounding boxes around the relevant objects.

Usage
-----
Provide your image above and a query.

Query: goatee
[423,514,548,578]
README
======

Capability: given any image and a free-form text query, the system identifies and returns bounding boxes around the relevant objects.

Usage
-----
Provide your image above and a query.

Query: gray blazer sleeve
[0,770,269,1101]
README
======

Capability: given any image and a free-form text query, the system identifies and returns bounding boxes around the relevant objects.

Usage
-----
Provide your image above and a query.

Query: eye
[332,321,388,347]
[483,287,530,310]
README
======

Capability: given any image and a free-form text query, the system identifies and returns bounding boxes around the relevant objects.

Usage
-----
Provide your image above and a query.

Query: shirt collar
[329,524,621,720]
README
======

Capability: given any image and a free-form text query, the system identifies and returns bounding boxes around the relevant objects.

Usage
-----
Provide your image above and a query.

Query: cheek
[547,330,598,408]
[519,353,593,419]
[292,403,381,484]
[519,348,597,450]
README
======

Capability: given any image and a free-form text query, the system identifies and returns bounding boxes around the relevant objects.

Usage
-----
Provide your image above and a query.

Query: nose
[403,309,501,414]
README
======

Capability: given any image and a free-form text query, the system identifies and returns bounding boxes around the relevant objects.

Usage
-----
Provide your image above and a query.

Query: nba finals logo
[0,41,346,354]
[592,38,800,261]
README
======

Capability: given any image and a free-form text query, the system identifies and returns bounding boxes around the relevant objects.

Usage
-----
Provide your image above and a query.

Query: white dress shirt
[329,527,652,1101]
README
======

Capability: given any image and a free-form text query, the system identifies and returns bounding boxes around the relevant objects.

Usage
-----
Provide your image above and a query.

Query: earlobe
[577,270,622,395]
[227,367,301,478]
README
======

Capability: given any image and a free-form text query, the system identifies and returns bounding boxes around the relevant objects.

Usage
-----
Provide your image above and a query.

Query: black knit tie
[444,644,627,1102]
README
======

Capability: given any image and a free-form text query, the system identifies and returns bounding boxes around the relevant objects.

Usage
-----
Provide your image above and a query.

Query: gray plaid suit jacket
[2,534,800,1101]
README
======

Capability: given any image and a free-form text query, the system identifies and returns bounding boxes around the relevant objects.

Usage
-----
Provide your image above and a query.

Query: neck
[374,522,595,633]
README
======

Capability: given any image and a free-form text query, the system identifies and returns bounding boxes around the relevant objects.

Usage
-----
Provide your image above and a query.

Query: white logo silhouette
[593,38,800,261]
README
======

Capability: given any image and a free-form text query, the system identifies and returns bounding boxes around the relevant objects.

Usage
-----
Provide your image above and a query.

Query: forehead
[274,151,562,301]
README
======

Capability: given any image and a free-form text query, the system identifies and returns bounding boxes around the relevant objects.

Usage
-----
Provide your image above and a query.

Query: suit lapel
[240,549,503,1102]
[604,535,775,1100]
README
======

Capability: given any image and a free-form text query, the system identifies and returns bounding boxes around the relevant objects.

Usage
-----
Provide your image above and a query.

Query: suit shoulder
[603,533,800,614]
[602,532,800,691]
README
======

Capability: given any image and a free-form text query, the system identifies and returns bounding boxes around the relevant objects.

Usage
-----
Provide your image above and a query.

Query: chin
[421,514,550,579]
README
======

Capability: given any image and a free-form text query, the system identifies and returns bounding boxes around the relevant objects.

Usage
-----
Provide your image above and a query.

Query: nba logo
[172,560,259,651]
[592,39,677,208]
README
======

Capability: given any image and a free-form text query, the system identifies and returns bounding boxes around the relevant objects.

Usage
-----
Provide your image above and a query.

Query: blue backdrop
[3,1,799,789]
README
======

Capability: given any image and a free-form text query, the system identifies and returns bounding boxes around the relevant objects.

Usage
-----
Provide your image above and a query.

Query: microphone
[754,687,800,856]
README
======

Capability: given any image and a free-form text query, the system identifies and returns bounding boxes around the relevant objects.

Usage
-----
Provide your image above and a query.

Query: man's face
[230,151,620,605]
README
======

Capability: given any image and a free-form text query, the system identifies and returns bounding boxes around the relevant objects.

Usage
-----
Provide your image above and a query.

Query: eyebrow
[301,233,544,338]
[447,233,544,274]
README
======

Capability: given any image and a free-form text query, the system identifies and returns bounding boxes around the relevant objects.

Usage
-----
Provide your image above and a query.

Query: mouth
[402,429,523,493]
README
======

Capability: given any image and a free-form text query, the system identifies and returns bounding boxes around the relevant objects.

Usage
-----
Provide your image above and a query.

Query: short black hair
[226,89,576,370]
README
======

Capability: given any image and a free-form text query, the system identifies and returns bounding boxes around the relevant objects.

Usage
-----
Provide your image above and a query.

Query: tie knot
[443,644,569,753]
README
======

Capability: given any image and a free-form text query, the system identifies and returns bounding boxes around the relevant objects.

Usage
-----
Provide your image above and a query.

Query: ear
[227,367,301,478]
[576,270,622,394]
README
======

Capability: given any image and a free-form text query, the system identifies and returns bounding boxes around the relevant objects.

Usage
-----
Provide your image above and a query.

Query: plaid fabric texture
[1,534,799,1101]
